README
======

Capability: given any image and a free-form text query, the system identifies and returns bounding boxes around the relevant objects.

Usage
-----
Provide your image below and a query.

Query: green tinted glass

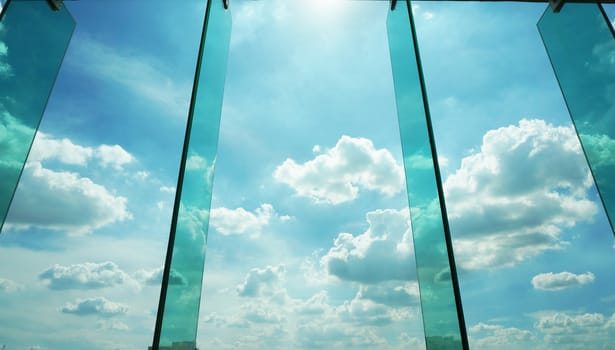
[387,1,467,349]
[0,0,75,231]
[539,4,615,234]
[153,0,231,348]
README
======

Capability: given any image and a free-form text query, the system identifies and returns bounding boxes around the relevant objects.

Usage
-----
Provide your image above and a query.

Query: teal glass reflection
[387,1,468,349]
[0,0,74,232]
[539,4,615,234]
[152,0,231,348]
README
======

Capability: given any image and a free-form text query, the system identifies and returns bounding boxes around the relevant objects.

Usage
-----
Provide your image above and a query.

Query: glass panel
[387,1,467,349]
[539,3,615,234]
[411,2,615,349]
[153,0,231,348]
[0,0,75,231]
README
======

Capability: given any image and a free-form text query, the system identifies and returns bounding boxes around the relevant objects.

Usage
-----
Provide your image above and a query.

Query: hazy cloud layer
[0,277,23,292]
[321,208,414,283]
[274,136,404,204]
[445,119,597,269]
[39,262,129,290]
[531,271,595,291]
[61,297,128,317]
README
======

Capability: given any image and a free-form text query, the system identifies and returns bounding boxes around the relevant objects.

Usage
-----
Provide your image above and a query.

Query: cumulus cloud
[357,282,420,307]
[0,277,23,292]
[134,267,187,286]
[294,291,330,316]
[159,185,175,194]
[445,119,598,269]
[243,303,285,324]
[321,208,415,284]
[273,136,404,204]
[534,311,615,348]
[337,297,394,326]
[531,271,595,291]
[7,162,131,234]
[95,144,134,169]
[580,133,615,168]
[0,111,33,170]
[210,203,288,236]
[237,265,286,299]
[39,262,130,290]
[61,297,128,317]
[470,323,534,349]
[29,133,93,165]
[536,312,608,333]
[30,133,134,170]
[0,38,11,77]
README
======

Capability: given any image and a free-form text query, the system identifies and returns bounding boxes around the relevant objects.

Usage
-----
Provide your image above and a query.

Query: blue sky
[1,1,615,349]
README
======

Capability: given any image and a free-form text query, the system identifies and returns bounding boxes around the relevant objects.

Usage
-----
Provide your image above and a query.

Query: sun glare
[304,0,343,15]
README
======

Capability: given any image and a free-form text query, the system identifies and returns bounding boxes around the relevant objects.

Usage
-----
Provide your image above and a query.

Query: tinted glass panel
[0,0,75,231]
[154,0,231,347]
[539,3,615,234]
[387,1,466,348]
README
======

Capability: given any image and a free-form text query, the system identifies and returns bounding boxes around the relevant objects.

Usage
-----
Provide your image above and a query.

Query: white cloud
[445,119,598,269]
[470,323,534,349]
[61,297,128,317]
[30,132,134,170]
[0,39,10,76]
[0,111,33,169]
[39,262,130,290]
[531,271,595,291]
[134,170,149,181]
[134,267,187,286]
[273,136,404,205]
[186,154,208,170]
[95,144,134,170]
[0,277,23,292]
[357,282,420,307]
[536,312,608,333]
[321,208,415,284]
[533,312,615,348]
[210,203,284,236]
[294,291,330,316]
[159,185,175,194]
[338,298,393,326]
[7,162,132,234]
[29,133,93,165]
[243,303,285,324]
[237,265,285,299]
[580,133,615,168]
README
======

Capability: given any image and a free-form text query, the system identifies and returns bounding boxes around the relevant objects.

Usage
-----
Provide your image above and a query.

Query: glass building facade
[0,1,614,349]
